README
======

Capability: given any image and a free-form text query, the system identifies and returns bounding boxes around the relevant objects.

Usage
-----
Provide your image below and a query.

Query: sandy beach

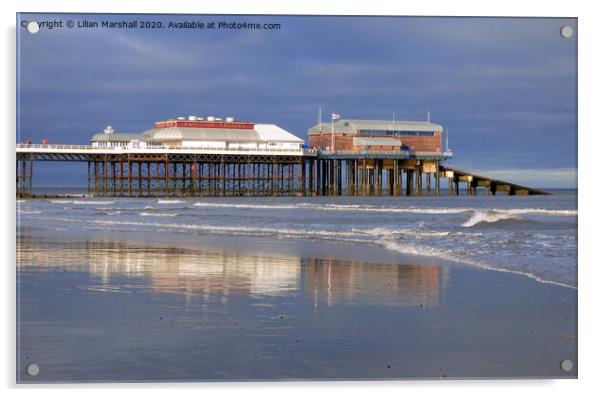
[17,228,577,382]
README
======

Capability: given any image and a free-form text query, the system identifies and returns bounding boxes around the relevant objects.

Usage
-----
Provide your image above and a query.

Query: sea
[15,188,578,381]
[17,188,577,289]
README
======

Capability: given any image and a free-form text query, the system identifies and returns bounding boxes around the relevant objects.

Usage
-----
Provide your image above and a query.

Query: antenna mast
[446,127,449,151]
[318,106,322,132]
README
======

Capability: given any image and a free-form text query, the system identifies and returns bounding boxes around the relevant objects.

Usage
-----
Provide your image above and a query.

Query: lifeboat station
[16,114,547,197]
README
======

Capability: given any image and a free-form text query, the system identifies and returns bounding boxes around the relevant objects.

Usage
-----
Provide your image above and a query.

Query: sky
[17,14,577,188]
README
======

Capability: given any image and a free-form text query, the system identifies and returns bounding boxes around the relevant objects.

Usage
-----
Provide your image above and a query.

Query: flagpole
[446,127,449,151]
[318,106,322,132]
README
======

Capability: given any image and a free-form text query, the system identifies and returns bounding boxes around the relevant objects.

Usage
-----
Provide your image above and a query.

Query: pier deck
[439,165,549,196]
[16,145,547,197]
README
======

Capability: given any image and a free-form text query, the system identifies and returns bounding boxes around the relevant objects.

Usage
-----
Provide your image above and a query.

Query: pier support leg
[435,164,441,196]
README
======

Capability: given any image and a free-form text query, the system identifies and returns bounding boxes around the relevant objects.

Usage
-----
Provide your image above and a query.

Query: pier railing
[16,143,316,155]
[318,149,453,159]
[17,144,101,150]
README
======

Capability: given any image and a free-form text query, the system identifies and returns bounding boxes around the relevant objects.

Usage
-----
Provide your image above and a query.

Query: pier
[16,145,547,197]
[15,115,548,197]
[438,165,550,196]
[16,145,312,197]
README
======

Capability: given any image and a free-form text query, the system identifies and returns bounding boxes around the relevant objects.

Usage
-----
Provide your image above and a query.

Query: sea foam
[462,210,522,227]
[157,200,186,204]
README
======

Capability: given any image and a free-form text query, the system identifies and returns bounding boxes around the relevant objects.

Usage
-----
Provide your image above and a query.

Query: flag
[331,113,341,120]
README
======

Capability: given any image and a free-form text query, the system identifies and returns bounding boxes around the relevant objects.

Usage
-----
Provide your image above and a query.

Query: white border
[3,1,599,396]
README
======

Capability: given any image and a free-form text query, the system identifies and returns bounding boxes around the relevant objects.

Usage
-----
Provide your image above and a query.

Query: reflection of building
[302,258,448,307]
[17,238,449,307]
[149,251,301,301]
[17,239,301,301]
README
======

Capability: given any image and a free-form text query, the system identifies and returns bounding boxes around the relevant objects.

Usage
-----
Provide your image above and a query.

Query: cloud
[17,14,577,183]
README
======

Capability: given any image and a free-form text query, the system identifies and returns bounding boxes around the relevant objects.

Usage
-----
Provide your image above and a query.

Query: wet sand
[16,231,577,382]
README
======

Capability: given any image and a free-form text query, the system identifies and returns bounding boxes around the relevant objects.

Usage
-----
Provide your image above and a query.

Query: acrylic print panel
[16,13,577,382]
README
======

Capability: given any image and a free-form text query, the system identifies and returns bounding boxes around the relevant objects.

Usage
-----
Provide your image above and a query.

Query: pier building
[15,114,548,197]
[91,116,303,151]
[307,118,451,196]
[308,119,442,153]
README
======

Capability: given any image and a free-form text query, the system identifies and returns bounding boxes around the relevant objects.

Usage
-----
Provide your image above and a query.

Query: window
[359,129,435,137]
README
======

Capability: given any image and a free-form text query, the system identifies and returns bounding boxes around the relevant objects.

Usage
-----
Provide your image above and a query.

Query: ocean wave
[462,210,524,227]
[504,208,577,216]
[139,212,179,217]
[21,212,577,289]
[193,202,301,210]
[51,200,115,205]
[356,227,451,238]
[323,204,471,214]
[17,209,42,214]
[192,202,472,214]
[143,205,158,210]
[378,238,576,289]
[191,202,576,217]
[157,200,186,204]
[99,211,123,216]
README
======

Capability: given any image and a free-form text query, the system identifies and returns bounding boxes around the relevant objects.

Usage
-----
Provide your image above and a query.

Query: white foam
[143,205,158,210]
[103,211,123,216]
[462,210,521,227]
[356,227,452,238]
[52,199,115,205]
[191,201,473,214]
[378,239,576,290]
[72,200,115,205]
[139,212,179,217]
[504,208,577,216]
[358,227,410,237]
[17,210,42,214]
[323,204,472,214]
[193,202,300,210]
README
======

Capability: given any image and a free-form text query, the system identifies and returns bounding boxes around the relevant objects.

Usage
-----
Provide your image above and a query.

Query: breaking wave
[139,212,179,217]
[157,200,186,204]
[462,210,523,227]
[50,200,115,205]
[378,239,576,289]
[98,211,123,216]
[192,202,577,217]
[17,209,42,214]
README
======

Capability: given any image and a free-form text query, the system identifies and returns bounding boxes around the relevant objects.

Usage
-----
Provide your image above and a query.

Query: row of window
[358,129,435,137]
[94,141,128,147]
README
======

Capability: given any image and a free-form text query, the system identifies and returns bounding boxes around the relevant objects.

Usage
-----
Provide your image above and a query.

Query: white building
[91,116,304,151]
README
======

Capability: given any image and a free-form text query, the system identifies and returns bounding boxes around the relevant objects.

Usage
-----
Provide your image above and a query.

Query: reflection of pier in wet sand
[17,235,576,381]
[17,238,448,307]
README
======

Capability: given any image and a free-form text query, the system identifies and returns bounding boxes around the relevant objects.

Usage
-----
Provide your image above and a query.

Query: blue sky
[17,14,577,188]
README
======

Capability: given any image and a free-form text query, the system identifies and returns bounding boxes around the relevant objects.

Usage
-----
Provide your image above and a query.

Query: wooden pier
[439,165,550,196]
[16,145,548,197]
